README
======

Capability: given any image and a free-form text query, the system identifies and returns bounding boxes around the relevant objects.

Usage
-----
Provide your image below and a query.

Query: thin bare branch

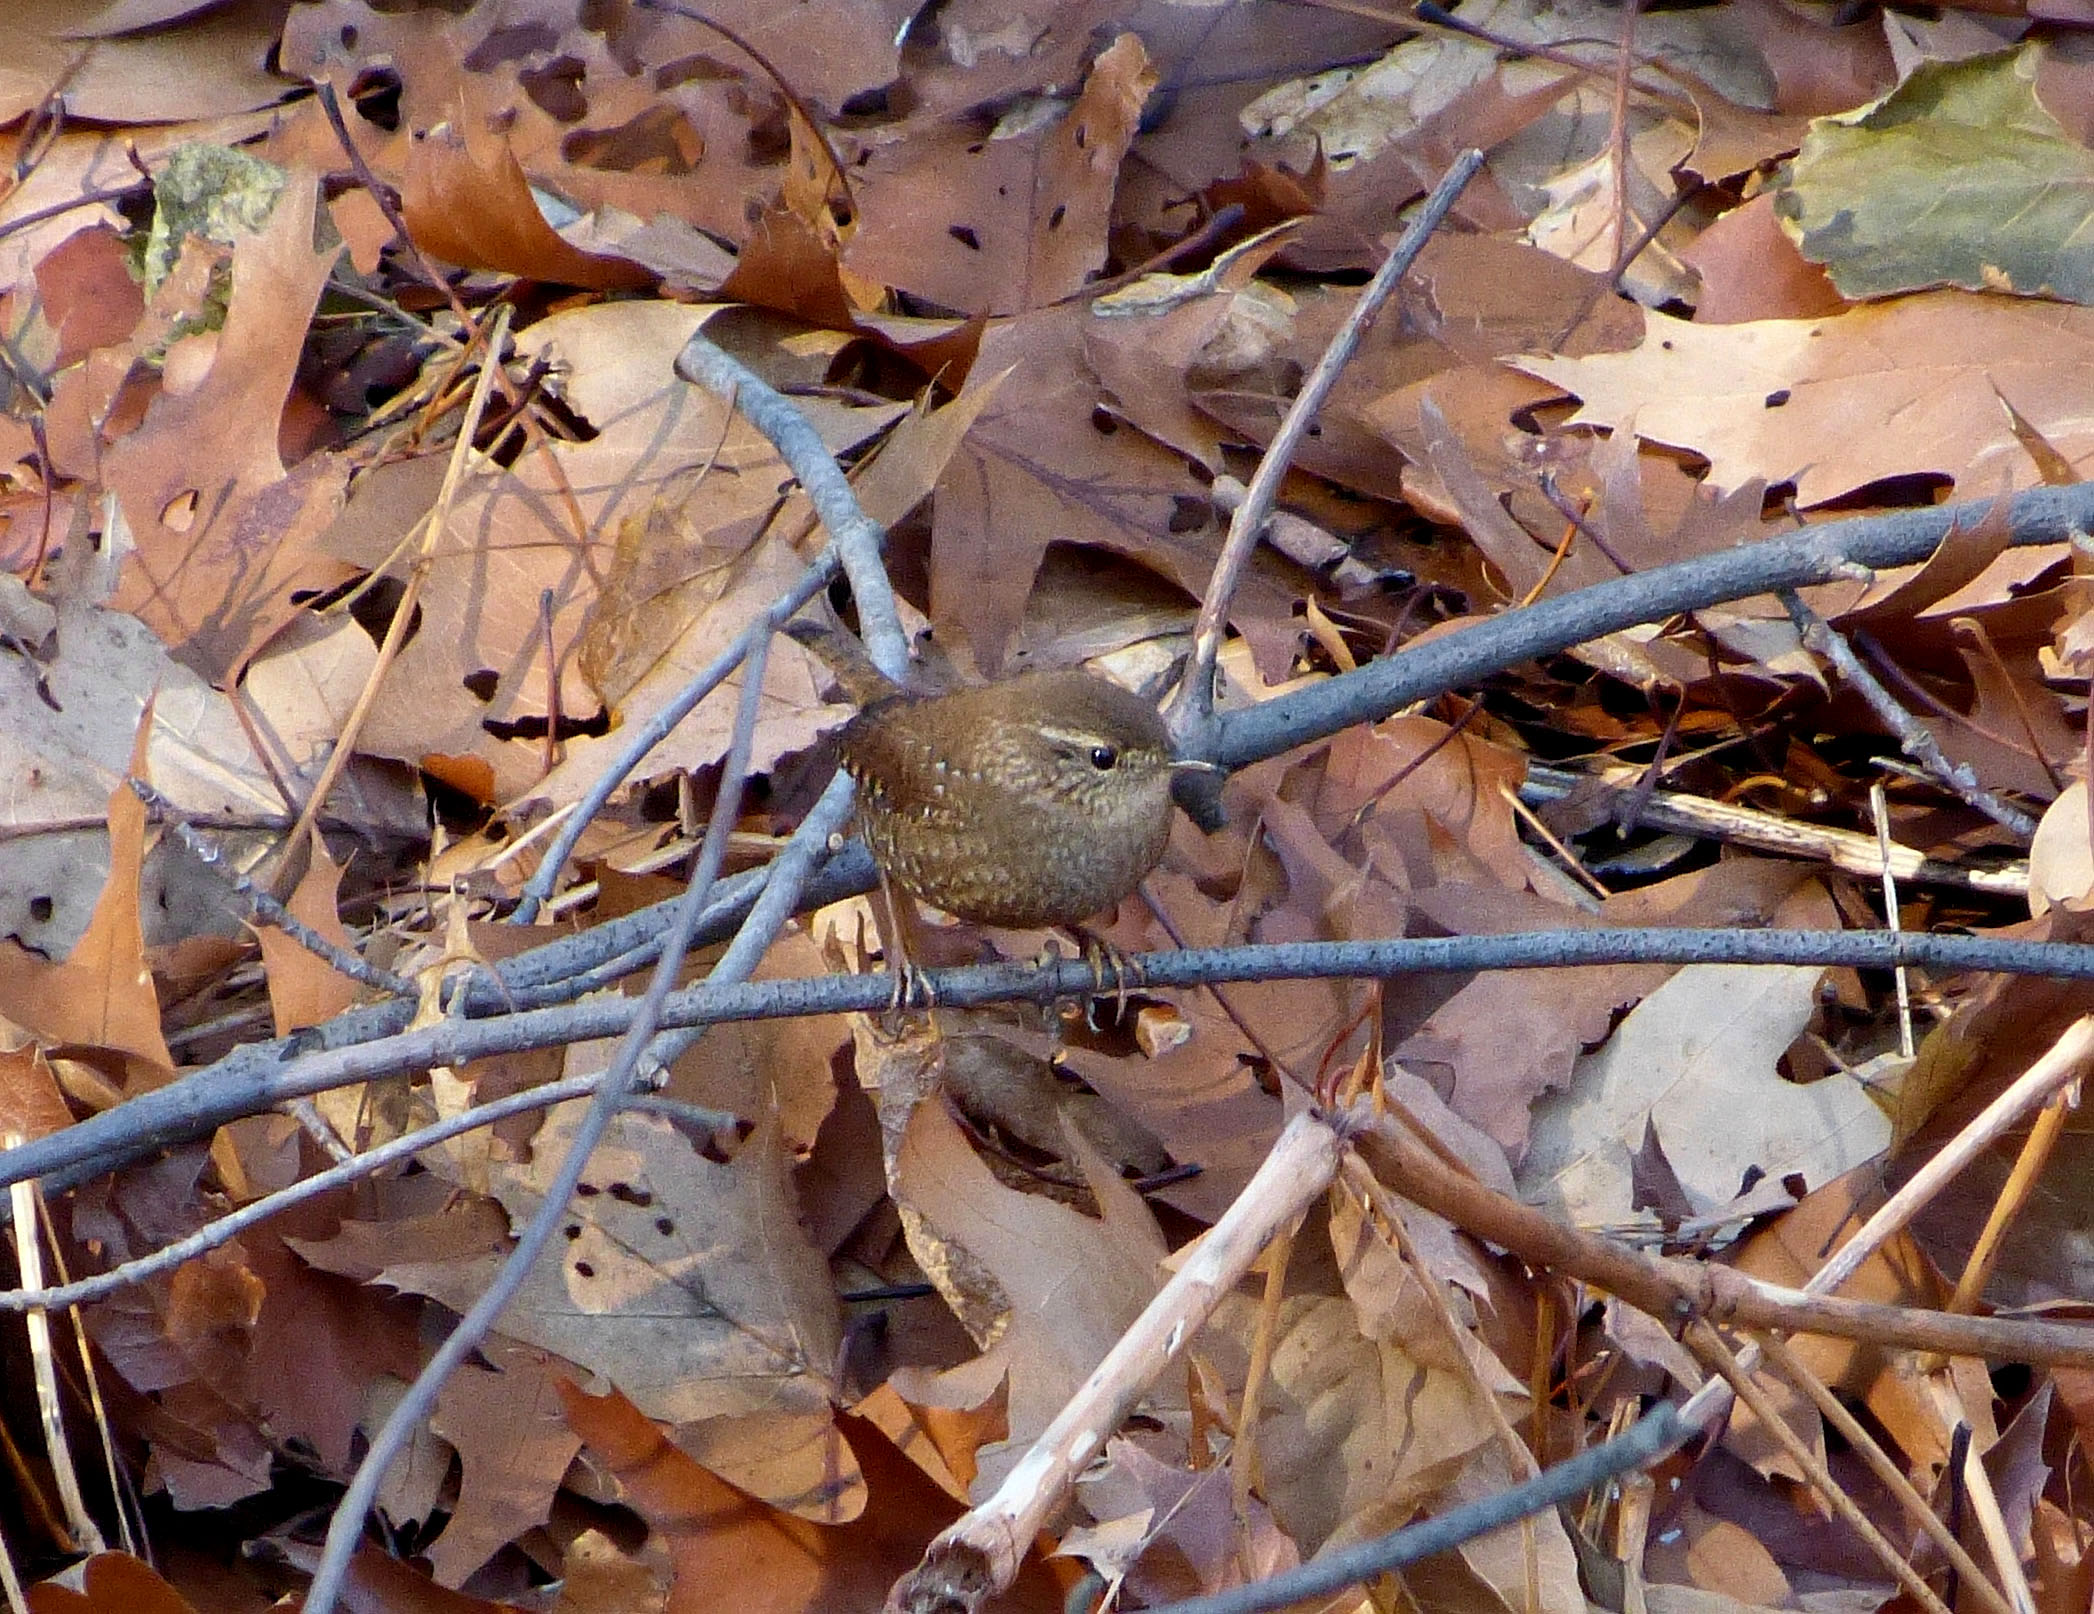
[1783,587,2038,837]
[674,331,910,682]
[1171,149,1484,735]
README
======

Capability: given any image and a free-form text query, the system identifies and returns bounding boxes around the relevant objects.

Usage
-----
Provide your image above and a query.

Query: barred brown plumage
[835,669,1182,928]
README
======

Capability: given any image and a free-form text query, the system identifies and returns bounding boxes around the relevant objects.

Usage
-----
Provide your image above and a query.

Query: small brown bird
[838,669,1189,929]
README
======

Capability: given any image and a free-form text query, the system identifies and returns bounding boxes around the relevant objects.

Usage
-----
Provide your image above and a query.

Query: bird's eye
[1089,744,1118,770]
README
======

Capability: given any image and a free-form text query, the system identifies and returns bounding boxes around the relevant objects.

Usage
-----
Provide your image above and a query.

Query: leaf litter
[1,4,2092,1613]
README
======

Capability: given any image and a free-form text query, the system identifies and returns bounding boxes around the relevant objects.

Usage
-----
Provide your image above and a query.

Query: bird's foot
[881,958,940,1027]
[1036,929,1143,1029]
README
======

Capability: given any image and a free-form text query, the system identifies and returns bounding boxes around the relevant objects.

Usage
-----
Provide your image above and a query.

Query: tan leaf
[2030,781,2094,918]
[893,1092,1167,1483]
[1518,963,1890,1230]
[326,302,899,801]
[400,122,652,291]
[669,1409,866,1525]
[22,1550,202,1614]
[424,1355,584,1588]
[1515,293,2094,506]
[843,34,1156,315]
[0,1042,75,1145]
[1254,1293,1503,1557]
[380,1108,840,1426]
[554,1384,1065,1614]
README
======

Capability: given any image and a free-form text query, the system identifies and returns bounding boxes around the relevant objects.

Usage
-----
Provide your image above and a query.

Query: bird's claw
[882,959,938,1024]
[1036,932,1142,1028]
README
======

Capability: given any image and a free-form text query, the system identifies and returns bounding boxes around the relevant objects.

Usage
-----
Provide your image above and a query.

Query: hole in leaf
[481,705,610,743]
[519,55,588,122]
[563,105,701,174]
[1168,495,1209,533]
[349,68,400,130]
[305,573,420,649]
[160,490,198,533]
[463,23,559,70]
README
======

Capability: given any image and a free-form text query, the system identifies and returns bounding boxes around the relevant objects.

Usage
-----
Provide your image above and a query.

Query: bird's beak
[1169,758,1228,832]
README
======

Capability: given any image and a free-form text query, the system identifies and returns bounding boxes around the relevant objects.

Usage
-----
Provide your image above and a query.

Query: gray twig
[674,331,911,683]
[1780,588,2039,838]
[303,630,781,1613]
[18,925,2094,1196]
[1202,486,2094,769]
[1171,149,1484,735]
[1150,1405,1684,1614]
[0,1074,737,1313]
[129,780,414,998]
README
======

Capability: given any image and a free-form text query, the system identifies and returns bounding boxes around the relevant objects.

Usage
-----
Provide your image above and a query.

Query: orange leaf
[258,832,359,1036]
[0,696,171,1081]
[557,1381,1063,1613]
[28,1553,198,1614]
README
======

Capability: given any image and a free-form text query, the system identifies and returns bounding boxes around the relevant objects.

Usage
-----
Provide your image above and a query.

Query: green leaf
[1776,44,2094,303]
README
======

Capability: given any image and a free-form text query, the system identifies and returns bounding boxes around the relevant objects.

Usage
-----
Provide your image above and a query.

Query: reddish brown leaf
[558,1383,1062,1613]
[844,35,1156,315]
[400,122,653,291]
[104,173,354,684]
[257,833,359,1036]
[0,703,171,1079]
[28,1553,199,1614]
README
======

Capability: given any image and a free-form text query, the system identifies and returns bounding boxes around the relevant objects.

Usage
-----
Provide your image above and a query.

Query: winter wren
[837,670,1188,929]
